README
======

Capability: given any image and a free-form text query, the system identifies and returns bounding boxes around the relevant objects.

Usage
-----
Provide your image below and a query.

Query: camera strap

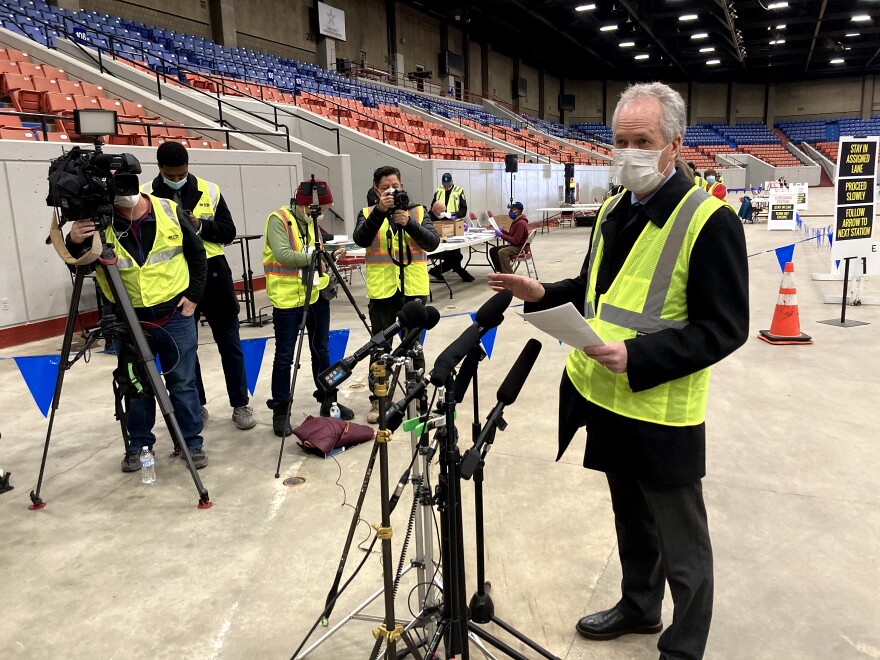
[47,210,102,267]
[385,224,412,268]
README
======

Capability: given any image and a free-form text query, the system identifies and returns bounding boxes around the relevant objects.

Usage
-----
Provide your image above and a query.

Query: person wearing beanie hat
[262,179,354,436]
[489,202,528,273]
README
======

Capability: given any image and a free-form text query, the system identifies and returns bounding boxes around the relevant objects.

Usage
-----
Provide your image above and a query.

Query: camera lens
[395,191,409,208]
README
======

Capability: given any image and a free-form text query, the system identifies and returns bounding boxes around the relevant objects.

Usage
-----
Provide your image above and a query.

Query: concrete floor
[1,187,879,660]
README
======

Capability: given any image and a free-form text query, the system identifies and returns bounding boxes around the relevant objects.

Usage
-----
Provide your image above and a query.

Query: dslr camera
[388,188,410,211]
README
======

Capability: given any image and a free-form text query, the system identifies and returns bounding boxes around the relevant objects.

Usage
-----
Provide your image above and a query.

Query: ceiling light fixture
[575,3,596,11]
[846,32,860,37]
[600,24,618,31]
[767,2,788,9]
[679,14,698,21]
[634,54,650,60]
[769,39,786,45]
[619,41,635,47]
[830,58,845,64]
[699,46,715,52]
[691,32,709,40]
[707,59,721,65]
[851,14,871,22]
[776,24,786,29]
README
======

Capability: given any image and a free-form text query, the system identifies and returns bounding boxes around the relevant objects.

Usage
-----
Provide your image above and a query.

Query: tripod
[273,202,372,478]
[29,246,212,510]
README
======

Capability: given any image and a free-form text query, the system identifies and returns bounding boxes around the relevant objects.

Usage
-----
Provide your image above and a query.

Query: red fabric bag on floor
[292,415,375,458]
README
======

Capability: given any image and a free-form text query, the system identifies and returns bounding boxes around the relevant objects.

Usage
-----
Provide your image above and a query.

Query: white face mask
[613,145,671,195]
[114,194,140,208]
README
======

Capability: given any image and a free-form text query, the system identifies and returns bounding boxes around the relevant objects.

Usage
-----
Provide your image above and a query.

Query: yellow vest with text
[143,176,223,258]
[565,186,724,426]
[96,195,189,308]
[434,186,464,215]
[362,205,429,299]
[262,207,329,309]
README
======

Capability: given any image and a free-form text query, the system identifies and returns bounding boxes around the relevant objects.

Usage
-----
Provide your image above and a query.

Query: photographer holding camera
[263,180,354,437]
[66,174,209,471]
[354,165,439,423]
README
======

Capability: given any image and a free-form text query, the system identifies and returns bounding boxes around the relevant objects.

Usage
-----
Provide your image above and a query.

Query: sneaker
[200,405,210,423]
[273,408,294,437]
[186,446,208,469]
[367,399,380,424]
[121,448,147,472]
[232,405,256,430]
[457,269,475,283]
[320,399,355,421]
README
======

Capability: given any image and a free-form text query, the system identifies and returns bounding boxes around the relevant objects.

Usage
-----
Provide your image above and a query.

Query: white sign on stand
[767,191,797,230]
[832,136,878,260]
[794,183,809,211]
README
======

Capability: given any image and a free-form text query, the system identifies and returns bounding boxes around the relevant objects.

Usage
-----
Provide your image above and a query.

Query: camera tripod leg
[112,380,132,454]
[320,250,371,335]
[29,268,89,510]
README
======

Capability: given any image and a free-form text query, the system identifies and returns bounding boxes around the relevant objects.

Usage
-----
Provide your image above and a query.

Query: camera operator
[145,142,255,432]
[66,182,209,471]
[354,166,439,424]
[263,180,354,437]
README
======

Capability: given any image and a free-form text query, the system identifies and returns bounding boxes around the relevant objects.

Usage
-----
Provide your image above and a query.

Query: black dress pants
[606,472,714,660]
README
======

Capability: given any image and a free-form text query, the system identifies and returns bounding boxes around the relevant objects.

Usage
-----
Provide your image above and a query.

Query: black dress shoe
[576,606,662,641]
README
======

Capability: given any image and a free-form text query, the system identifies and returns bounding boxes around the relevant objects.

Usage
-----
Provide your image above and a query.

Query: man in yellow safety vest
[488,82,749,660]
[354,165,440,423]
[67,173,209,472]
[146,141,255,432]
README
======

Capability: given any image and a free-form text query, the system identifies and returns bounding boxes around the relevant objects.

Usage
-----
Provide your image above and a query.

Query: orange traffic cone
[758,262,812,345]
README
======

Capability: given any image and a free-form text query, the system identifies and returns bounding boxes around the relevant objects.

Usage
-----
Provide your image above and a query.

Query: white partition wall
[0,141,303,330]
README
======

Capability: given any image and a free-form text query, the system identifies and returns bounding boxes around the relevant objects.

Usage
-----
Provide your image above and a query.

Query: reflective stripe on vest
[362,205,429,299]
[194,177,224,259]
[262,206,328,308]
[95,196,189,308]
[565,185,722,426]
[434,186,463,215]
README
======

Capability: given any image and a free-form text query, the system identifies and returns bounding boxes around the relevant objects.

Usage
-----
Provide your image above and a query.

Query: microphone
[460,339,542,479]
[453,343,486,404]
[390,305,440,360]
[429,290,512,387]
[318,300,428,390]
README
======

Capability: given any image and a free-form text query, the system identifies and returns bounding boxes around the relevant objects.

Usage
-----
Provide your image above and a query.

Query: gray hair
[612,82,687,143]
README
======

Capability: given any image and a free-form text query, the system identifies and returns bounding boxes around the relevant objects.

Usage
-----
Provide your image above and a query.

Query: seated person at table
[704,169,727,201]
[489,202,529,274]
[427,201,474,282]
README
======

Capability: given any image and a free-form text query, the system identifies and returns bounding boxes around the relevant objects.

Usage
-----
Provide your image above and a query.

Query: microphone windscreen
[430,325,482,386]
[474,290,512,330]
[396,300,428,329]
[423,306,441,330]
[497,339,542,406]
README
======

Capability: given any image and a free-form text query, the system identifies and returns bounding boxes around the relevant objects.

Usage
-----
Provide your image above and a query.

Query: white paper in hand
[520,302,605,348]
[487,217,500,231]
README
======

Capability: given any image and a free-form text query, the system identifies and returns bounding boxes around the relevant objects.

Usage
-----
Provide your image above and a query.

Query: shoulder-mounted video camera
[45,109,140,229]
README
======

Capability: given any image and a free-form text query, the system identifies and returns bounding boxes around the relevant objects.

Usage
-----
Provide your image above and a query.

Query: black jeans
[606,473,714,660]
[194,257,249,408]
[267,296,332,411]
[368,293,427,396]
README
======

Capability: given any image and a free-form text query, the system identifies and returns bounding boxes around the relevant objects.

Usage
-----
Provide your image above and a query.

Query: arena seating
[0,40,226,146]
[0,0,612,163]
[774,116,880,163]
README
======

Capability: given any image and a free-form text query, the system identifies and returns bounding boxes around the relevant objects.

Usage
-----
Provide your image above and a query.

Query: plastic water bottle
[329,402,341,419]
[140,447,156,484]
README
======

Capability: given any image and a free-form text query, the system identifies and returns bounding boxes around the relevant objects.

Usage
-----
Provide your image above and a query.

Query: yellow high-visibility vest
[143,176,224,258]
[565,186,725,426]
[434,186,464,215]
[96,195,189,308]
[362,205,429,299]
[262,206,328,309]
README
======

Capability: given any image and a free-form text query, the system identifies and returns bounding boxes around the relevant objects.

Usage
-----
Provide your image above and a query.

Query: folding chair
[511,229,538,279]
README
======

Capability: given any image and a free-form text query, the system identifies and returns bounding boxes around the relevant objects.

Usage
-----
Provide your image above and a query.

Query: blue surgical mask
[508,211,517,220]
[706,176,716,183]
[163,176,187,190]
